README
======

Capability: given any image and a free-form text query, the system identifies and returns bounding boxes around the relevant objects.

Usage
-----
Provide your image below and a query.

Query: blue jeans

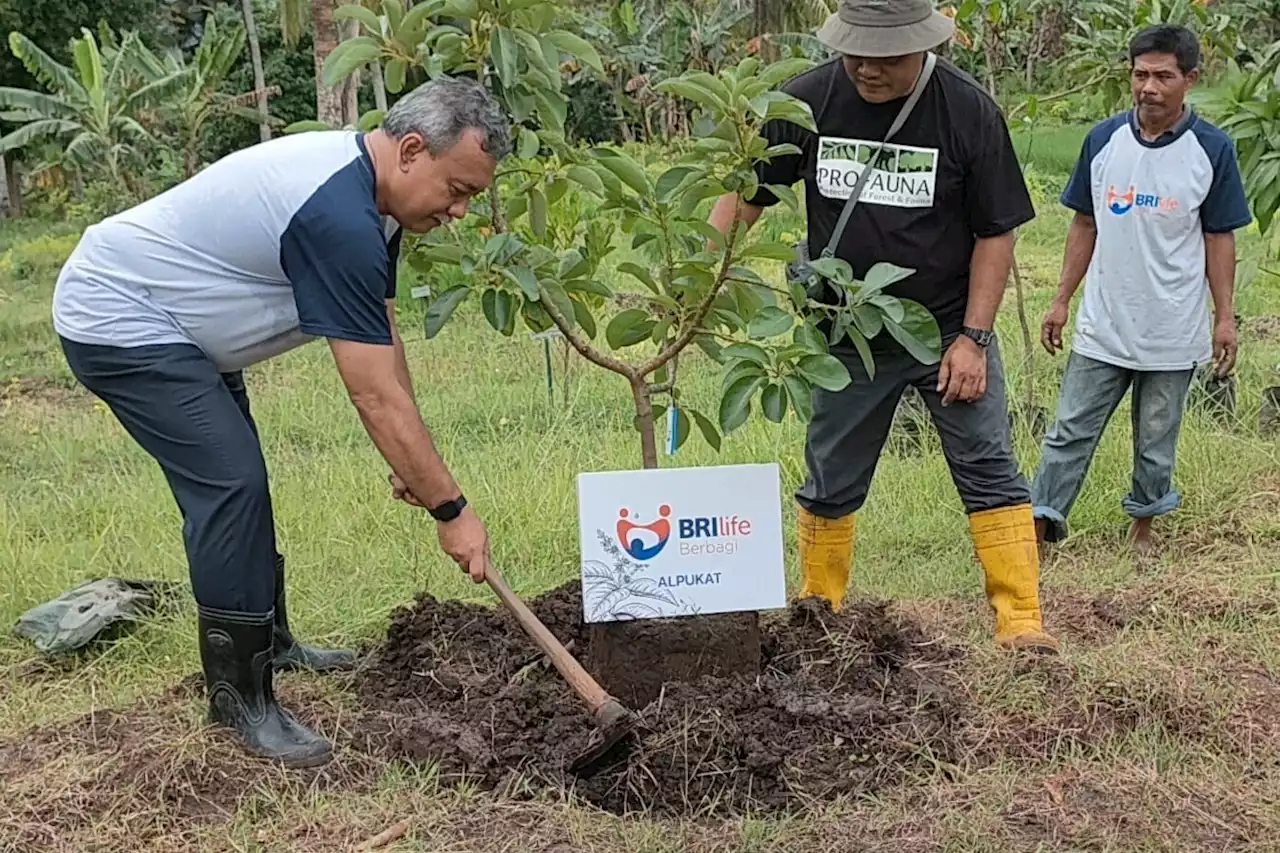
[1031,351,1194,542]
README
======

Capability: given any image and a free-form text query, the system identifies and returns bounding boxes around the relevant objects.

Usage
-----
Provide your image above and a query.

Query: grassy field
[3,123,1280,851]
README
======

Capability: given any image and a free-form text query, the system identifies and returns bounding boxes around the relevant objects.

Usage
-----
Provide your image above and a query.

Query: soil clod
[354,582,968,816]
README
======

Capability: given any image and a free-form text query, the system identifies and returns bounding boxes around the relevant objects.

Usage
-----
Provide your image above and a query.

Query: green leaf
[517,126,540,158]
[334,4,382,33]
[482,288,516,335]
[566,164,605,196]
[502,266,541,300]
[760,57,815,87]
[424,286,470,338]
[528,187,547,238]
[542,281,577,328]
[321,36,382,86]
[763,97,817,132]
[284,119,334,133]
[357,109,386,131]
[384,58,407,93]
[869,293,904,323]
[847,325,875,379]
[758,182,799,211]
[761,382,787,423]
[547,29,604,74]
[719,374,765,433]
[695,335,725,363]
[863,261,915,293]
[796,353,851,392]
[687,407,722,451]
[655,165,700,204]
[653,78,724,111]
[399,0,440,40]
[589,148,650,196]
[617,262,659,294]
[794,321,827,354]
[721,359,766,391]
[851,303,883,339]
[809,257,852,282]
[743,241,797,261]
[748,306,793,339]
[723,342,770,365]
[570,295,597,339]
[533,88,567,134]
[381,0,404,33]
[782,374,813,422]
[606,308,653,349]
[490,27,520,88]
[883,300,942,365]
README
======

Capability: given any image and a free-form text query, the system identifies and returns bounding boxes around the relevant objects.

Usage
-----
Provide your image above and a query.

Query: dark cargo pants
[796,334,1030,517]
[59,337,279,616]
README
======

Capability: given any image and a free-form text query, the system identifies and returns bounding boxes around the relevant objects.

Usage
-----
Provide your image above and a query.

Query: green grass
[3,133,1280,851]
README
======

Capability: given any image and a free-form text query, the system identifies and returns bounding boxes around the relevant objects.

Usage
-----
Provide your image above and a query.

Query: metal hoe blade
[568,699,640,777]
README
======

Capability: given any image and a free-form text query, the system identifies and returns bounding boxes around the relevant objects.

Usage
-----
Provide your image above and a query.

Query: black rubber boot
[272,556,356,673]
[198,607,333,768]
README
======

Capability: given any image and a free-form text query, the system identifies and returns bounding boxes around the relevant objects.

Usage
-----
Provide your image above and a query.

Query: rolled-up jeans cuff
[1121,490,1180,519]
[1032,506,1067,542]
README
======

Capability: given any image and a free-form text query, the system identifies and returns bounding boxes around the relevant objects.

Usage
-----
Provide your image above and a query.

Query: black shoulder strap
[820,51,937,259]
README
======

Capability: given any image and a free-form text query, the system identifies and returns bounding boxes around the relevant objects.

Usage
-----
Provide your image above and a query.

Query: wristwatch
[962,326,995,348]
[428,494,467,522]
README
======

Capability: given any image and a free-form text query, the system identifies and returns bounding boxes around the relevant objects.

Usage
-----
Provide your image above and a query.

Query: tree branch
[536,286,636,379]
[639,197,744,377]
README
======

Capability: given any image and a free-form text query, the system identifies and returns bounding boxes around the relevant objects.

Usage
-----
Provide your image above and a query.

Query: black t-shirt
[751,56,1035,346]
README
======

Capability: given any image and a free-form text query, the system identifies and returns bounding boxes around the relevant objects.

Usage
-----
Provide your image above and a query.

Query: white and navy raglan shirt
[1061,108,1251,372]
[53,131,403,372]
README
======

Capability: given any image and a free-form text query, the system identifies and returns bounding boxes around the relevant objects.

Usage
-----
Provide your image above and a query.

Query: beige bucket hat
[817,0,956,58]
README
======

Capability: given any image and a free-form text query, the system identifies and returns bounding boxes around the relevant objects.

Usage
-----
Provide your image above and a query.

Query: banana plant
[1190,40,1280,242]
[0,28,177,197]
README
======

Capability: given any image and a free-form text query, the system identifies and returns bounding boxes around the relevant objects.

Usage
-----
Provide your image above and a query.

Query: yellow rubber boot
[969,504,1060,654]
[797,507,855,611]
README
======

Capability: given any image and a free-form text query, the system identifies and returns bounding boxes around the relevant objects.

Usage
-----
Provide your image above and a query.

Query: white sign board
[577,462,786,624]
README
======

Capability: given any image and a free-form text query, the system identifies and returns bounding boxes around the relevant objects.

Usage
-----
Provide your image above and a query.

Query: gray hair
[382,76,513,160]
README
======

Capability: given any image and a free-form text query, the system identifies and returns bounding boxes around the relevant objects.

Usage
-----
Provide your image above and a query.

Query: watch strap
[428,495,467,522]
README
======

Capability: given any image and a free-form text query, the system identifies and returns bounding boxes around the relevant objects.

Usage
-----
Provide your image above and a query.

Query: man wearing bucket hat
[709,0,1058,652]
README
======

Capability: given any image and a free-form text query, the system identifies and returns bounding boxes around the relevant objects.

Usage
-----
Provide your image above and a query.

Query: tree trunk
[341,17,361,126]
[310,0,345,125]
[372,59,389,112]
[1,152,22,218]
[241,0,272,142]
[584,373,763,710]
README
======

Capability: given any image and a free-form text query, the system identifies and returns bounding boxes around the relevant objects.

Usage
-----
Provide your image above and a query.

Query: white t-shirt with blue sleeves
[1061,108,1251,371]
[52,130,403,373]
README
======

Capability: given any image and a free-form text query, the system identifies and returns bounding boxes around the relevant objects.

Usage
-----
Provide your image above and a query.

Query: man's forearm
[1054,214,1096,304]
[706,193,764,249]
[1205,231,1236,321]
[353,388,460,509]
[964,231,1016,330]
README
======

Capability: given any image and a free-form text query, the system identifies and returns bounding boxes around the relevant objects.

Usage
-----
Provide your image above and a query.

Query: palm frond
[109,115,156,145]
[0,87,79,120]
[280,0,309,46]
[0,109,43,122]
[0,119,80,154]
[63,130,105,166]
[71,29,106,102]
[7,33,87,103]
[126,72,195,113]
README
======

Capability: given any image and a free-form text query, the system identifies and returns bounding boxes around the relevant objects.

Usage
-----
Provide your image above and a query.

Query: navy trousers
[60,338,278,615]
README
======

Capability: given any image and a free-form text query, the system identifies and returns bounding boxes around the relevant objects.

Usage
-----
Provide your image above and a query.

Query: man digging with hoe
[710,0,1059,653]
[52,78,510,768]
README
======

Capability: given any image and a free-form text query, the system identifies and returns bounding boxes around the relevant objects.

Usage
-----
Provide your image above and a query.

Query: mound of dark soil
[353,582,969,816]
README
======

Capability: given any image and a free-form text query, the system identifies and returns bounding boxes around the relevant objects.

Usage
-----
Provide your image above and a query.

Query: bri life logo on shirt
[617,504,753,561]
[1106,184,1179,216]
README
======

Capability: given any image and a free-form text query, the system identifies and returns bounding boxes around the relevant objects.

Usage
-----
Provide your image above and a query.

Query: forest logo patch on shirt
[816,136,938,208]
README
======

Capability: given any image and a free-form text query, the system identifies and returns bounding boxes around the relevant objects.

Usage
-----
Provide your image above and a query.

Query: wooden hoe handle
[484,568,613,713]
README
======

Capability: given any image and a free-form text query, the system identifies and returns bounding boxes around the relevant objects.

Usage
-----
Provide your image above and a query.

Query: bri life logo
[1106,184,1178,216]
[616,504,754,561]
[617,505,672,561]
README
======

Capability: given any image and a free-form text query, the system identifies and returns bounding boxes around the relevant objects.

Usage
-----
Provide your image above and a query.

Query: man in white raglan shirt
[1031,25,1251,554]
[52,77,510,768]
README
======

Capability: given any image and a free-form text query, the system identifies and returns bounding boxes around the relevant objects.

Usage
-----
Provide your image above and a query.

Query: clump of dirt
[353,583,969,816]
